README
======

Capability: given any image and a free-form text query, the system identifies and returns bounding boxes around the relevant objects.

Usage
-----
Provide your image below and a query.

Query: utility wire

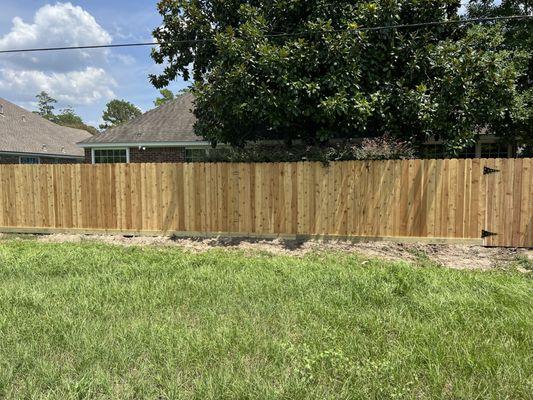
[0,15,531,54]
[0,42,159,54]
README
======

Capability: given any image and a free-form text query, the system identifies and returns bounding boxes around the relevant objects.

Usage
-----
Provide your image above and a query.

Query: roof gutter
[0,150,84,159]
[77,141,212,149]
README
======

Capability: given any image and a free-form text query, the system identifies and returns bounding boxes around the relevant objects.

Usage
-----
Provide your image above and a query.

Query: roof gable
[79,92,203,145]
[0,98,91,157]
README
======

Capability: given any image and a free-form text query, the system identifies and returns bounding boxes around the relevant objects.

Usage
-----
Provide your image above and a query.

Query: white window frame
[91,148,130,164]
[19,156,40,165]
[423,134,512,159]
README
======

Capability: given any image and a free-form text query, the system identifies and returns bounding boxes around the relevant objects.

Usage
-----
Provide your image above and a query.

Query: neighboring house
[78,92,210,164]
[421,131,515,159]
[0,98,92,164]
[78,92,516,164]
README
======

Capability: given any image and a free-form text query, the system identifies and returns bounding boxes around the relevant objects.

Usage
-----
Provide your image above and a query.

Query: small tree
[100,100,142,130]
[55,107,84,125]
[36,91,57,121]
[154,89,175,107]
[55,107,99,135]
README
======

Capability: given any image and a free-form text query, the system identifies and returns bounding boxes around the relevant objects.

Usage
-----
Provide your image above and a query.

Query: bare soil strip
[2,233,530,272]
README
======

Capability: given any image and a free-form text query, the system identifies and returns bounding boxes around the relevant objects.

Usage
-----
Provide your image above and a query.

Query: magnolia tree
[150,0,532,153]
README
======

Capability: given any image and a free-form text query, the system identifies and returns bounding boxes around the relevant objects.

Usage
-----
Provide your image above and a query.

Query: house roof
[0,97,91,157]
[79,92,203,146]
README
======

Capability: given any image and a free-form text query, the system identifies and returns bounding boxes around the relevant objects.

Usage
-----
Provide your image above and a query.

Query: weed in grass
[406,246,442,269]
[511,255,533,271]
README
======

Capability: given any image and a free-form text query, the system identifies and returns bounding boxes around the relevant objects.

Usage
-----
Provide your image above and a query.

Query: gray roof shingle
[79,92,203,145]
[0,97,91,157]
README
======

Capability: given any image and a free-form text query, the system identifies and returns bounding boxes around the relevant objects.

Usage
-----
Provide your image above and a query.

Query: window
[480,143,509,159]
[19,156,40,164]
[421,144,478,159]
[185,148,208,162]
[185,148,226,162]
[92,149,128,164]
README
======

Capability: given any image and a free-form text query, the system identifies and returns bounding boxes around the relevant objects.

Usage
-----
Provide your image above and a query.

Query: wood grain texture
[0,160,530,247]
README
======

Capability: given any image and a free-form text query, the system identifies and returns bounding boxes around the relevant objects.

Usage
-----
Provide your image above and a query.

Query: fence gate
[483,158,532,247]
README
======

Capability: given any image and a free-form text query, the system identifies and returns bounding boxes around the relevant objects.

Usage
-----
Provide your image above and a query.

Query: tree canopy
[151,0,532,151]
[34,92,98,135]
[55,107,99,135]
[36,91,57,121]
[100,100,142,130]
[466,0,532,147]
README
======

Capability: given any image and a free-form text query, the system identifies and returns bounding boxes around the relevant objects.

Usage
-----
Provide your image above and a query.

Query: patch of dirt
[4,233,528,272]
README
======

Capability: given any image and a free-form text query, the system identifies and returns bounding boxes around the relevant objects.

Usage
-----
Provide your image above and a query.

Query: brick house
[0,98,92,164]
[78,92,211,164]
[78,92,519,164]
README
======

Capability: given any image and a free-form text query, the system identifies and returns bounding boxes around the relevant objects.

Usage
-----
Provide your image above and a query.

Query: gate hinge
[483,167,500,175]
[481,230,498,238]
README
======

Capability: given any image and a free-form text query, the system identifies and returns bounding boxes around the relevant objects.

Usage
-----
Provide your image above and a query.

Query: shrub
[353,136,416,160]
[200,136,415,163]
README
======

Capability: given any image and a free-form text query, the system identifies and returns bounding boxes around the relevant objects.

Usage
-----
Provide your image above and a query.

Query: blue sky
[0,1,188,127]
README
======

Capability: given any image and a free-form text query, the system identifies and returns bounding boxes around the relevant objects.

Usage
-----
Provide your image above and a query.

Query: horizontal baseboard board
[0,226,485,246]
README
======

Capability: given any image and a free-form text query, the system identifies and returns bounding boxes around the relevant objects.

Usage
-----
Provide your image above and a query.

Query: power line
[0,42,158,54]
[0,15,531,54]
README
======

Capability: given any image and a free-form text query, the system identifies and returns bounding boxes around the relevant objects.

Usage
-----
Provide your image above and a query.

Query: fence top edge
[0,157,531,169]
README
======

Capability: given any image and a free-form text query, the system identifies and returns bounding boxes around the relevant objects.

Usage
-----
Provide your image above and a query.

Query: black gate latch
[481,230,498,238]
[483,167,500,175]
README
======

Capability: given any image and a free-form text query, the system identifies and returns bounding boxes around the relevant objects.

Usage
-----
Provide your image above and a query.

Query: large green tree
[151,0,531,150]
[465,0,533,146]
[409,25,531,151]
[100,100,142,130]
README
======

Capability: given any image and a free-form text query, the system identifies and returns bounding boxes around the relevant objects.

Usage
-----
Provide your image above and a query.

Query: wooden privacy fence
[0,159,531,247]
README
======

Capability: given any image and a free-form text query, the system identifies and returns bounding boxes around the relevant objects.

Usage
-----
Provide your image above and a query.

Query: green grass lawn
[0,240,531,399]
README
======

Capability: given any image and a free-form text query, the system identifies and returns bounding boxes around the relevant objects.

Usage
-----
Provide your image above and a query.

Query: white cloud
[0,3,117,107]
[0,2,112,71]
[111,53,136,66]
[0,67,116,106]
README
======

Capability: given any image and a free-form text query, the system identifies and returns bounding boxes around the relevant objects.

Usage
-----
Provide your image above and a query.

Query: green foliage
[467,1,532,20]
[55,107,83,126]
[35,91,57,120]
[54,107,99,135]
[510,255,533,271]
[154,88,175,107]
[466,1,533,147]
[201,136,415,163]
[351,135,416,160]
[0,240,531,399]
[100,99,142,130]
[151,0,532,151]
[33,92,98,135]
[413,25,531,152]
